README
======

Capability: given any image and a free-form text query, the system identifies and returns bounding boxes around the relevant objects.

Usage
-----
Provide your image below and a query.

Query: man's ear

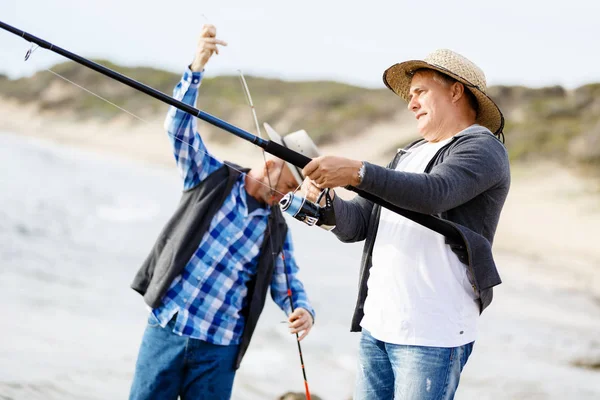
[263,158,275,173]
[451,82,465,103]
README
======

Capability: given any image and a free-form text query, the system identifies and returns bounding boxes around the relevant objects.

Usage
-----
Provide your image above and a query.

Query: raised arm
[165,24,227,190]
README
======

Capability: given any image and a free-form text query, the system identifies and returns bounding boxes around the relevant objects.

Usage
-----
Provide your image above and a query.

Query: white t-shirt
[360,137,480,347]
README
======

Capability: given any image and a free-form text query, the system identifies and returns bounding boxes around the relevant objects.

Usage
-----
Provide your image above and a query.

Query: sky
[1,0,600,89]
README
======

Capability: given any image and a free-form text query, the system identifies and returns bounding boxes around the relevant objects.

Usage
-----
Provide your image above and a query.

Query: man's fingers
[287,309,312,340]
[302,158,321,178]
[306,180,324,202]
[290,321,309,333]
[310,171,322,183]
[199,38,227,57]
[202,38,228,46]
[201,24,216,37]
[297,327,310,341]
[307,180,320,192]
[288,309,312,336]
[201,43,219,52]
[288,310,299,321]
[314,175,326,186]
[288,313,304,326]
[306,188,319,202]
[289,317,307,329]
[288,308,308,320]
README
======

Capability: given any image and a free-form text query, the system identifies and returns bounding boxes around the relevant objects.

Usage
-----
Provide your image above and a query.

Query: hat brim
[263,122,305,185]
[383,60,504,135]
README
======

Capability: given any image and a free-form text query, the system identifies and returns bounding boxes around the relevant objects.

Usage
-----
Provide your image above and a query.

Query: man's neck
[425,120,475,142]
[244,170,266,204]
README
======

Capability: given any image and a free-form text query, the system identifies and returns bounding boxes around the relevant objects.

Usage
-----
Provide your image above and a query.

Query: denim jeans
[355,329,474,400]
[129,314,240,400]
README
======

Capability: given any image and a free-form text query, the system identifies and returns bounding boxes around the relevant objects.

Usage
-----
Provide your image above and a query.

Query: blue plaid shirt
[151,68,314,345]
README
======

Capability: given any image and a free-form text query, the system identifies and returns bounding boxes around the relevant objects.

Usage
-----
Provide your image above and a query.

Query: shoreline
[2,130,600,399]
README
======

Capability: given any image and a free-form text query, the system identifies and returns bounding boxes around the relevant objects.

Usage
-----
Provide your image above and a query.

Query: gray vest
[131,163,288,368]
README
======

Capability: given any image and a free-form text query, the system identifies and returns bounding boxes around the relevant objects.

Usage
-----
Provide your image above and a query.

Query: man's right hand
[190,24,228,72]
[301,178,335,206]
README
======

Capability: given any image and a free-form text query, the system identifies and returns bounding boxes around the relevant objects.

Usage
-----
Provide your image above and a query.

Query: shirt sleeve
[270,229,315,321]
[356,135,510,215]
[164,67,223,190]
[331,193,374,243]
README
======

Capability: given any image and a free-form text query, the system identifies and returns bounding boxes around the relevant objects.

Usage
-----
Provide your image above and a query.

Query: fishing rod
[238,72,312,400]
[0,19,463,244]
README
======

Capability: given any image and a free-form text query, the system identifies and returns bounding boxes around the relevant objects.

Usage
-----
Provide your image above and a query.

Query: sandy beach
[1,98,599,399]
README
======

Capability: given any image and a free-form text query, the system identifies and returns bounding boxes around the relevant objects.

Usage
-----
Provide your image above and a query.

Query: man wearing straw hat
[129,24,320,400]
[302,49,510,399]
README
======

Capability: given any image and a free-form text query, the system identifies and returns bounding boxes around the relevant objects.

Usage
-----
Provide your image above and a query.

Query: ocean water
[0,132,361,400]
[2,132,599,400]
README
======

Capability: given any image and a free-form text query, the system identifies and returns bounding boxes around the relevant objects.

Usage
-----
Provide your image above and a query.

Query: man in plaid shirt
[129,24,316,400]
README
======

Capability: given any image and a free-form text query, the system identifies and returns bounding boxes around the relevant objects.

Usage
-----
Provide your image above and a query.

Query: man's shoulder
[183,163,242,193]
[451,130,508,157]
[446,131,511,180]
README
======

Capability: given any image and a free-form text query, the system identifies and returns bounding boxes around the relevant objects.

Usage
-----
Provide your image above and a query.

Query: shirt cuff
[355,161,375,191]
[183,66,204,88]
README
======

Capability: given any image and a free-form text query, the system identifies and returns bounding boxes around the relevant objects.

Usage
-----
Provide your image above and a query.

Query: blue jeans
[129,314,240,400]
[355,330,474,400]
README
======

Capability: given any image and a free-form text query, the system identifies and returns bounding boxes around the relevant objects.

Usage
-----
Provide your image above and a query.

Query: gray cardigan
[332,125,510,331]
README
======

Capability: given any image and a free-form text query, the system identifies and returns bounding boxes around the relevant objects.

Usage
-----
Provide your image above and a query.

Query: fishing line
[0,19,467,244]
[38,40,314,398]
[39,64,289,200]
[238,70,312,400]
[27,47,313,399]
[45,69,148,124]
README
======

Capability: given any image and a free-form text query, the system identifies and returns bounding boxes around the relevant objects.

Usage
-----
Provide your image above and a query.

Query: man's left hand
[302,156,362,188]
[288,307,314,341]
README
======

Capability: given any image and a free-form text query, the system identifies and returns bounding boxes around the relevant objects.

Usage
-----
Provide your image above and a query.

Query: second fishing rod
[0,19,464,244]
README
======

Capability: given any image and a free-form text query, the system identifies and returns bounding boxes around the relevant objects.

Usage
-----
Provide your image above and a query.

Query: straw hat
[383,49,504,135]
[263,122,321,185]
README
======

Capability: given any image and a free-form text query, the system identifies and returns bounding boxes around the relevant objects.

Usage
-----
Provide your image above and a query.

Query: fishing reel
[279,188,336,231]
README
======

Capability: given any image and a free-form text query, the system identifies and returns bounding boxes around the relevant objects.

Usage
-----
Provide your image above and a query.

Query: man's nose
[407,96,419,112]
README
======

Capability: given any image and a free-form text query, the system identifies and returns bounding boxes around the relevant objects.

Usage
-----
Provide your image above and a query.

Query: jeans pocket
[147,312,161,328]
